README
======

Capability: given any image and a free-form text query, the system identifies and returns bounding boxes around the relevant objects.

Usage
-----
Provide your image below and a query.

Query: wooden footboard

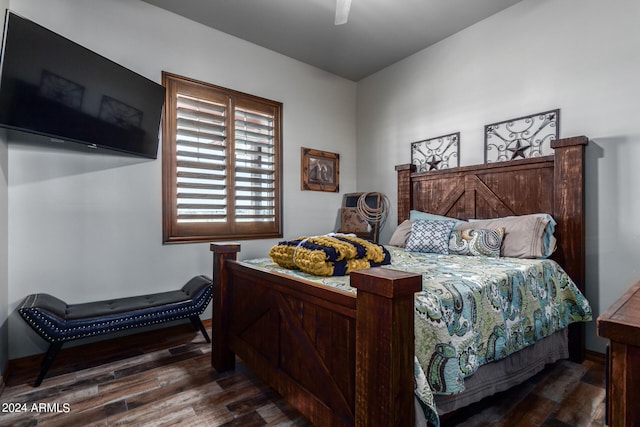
[211,243,421,427]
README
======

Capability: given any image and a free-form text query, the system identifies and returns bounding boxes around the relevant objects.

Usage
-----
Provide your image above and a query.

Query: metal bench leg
[189,315,211,343]
[35,342,63,387]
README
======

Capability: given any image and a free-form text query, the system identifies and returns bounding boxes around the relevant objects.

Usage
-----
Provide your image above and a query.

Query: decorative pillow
[471,213,557,258]
[448,228,505,257]
[459,215,549,258]
[410,210,464,224]
[535,214,557,258]
[405,219,457,254]
[545,234,557,258]
[338,207,370,233]
[388,219,413,247]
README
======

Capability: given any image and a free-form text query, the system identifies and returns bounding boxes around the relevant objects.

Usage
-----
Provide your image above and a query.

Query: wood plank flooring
[0,321,605,426]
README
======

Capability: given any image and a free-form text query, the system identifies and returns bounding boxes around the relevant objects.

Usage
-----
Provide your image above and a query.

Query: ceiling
[142,0,522,81]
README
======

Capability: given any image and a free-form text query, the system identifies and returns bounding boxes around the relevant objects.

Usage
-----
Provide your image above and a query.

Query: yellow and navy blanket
[269,233,391,276]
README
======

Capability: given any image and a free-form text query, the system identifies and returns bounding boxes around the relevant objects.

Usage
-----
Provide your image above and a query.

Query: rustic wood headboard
[395,135,588,360]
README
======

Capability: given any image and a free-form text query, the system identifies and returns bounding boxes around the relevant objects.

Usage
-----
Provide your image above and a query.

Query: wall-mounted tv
[0,11,165,159]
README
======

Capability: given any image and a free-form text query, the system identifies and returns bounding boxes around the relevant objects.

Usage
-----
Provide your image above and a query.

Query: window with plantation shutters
[162,72,282,243]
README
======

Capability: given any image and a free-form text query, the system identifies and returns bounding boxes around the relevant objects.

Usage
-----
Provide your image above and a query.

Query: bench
[17,275,212,386]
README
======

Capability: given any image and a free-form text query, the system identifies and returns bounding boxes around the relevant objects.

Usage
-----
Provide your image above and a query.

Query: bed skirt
[432,329,568,415]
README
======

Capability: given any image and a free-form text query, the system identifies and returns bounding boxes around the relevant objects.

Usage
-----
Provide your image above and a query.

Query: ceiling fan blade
[335,0,352,25]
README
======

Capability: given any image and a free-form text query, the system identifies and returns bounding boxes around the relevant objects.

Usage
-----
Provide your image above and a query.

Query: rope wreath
[356,192,390,231]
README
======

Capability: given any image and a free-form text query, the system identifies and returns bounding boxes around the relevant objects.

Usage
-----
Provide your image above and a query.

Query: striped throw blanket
[269,233,391,276]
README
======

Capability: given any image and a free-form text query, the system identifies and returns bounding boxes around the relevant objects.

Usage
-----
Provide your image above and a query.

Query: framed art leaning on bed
[210,136,590,427]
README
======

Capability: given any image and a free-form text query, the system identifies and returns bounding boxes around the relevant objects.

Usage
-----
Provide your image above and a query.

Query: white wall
[7,0,356,359]
[0,0,11,388]
[0,125,6,384]
[0,125,6,385]
[357,0,640,353]
[0,121,7,387]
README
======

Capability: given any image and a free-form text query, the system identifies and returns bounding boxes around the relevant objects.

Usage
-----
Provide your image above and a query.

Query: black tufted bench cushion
[18,275,212,386]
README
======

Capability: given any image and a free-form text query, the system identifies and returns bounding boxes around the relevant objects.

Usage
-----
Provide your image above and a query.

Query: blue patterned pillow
[405,219,457,254]
[448,228,505,257]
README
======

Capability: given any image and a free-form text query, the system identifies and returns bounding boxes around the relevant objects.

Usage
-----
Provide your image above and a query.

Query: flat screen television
[0,11,165,159]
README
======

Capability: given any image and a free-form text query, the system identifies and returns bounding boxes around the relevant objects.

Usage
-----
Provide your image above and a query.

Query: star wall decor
[484,109,559,163]
[411,132,460,172]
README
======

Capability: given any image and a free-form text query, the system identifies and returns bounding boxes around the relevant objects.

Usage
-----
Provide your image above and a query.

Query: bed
[210,135,590,426]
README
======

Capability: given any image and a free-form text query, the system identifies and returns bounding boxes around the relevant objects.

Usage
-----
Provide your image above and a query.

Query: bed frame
[210,135,588,427]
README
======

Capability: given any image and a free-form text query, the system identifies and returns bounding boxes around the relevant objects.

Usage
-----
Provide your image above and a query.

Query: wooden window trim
[162,72,282,243]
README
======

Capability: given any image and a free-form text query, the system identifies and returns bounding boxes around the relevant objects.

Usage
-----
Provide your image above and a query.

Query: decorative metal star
[427,155,442,170]
[507,139,531,159]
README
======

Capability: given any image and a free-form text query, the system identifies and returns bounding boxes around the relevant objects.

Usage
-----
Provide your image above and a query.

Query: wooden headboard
[395,135,588,360]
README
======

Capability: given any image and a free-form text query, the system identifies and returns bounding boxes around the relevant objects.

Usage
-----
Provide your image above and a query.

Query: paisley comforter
[242,245,592,426]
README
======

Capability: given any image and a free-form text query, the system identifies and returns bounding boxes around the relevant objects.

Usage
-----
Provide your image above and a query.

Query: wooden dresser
[597,280,640,427]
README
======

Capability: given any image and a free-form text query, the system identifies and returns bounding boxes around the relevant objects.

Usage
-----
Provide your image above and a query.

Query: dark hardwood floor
[440,356,605,427]
[0,321,605,426]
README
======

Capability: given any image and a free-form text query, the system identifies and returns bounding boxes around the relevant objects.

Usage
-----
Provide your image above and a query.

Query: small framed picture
[301,147,339,192]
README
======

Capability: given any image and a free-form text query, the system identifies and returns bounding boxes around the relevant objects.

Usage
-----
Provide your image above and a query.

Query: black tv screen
[0,11,165,159]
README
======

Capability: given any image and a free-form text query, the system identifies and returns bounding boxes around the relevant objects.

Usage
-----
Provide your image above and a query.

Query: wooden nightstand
[597,280,640,427]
